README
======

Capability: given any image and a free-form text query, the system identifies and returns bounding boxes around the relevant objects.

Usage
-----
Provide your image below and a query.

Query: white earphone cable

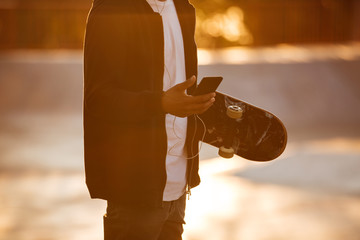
[167,114,206,159]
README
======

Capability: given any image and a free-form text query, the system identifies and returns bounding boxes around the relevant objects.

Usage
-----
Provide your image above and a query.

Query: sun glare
[198,6,253,45]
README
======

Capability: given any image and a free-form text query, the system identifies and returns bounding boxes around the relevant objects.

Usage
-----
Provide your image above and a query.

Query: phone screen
[192,77,223,96]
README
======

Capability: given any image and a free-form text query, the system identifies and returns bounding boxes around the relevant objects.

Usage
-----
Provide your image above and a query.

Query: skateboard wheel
[219,146,234,158]
[227,105,243,119]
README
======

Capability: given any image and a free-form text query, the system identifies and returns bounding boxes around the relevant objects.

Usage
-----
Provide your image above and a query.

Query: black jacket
[83,0,200,207]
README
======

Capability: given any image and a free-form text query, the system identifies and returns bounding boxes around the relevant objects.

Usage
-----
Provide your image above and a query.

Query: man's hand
[161,76,216,117]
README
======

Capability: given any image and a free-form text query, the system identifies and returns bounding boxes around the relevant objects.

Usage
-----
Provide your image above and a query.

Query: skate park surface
[0,43,360,240]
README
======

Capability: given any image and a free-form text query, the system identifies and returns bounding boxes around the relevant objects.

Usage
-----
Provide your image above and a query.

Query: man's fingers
[162,77,216,117]
[186,98,215,113]
[190,92,216,103]
[175,75,196,91]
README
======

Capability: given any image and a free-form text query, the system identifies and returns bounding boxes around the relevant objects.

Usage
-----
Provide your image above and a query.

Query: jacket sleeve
[83,5,164,124]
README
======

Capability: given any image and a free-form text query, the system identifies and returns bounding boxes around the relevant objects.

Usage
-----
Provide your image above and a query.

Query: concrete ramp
[1,49,359,140]
[1,47,360,240]
[0,51,83,115]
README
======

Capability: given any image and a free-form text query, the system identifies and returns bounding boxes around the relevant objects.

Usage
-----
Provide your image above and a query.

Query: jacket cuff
[143,91,165,116]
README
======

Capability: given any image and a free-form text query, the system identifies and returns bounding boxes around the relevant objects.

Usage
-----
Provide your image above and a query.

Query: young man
[83,0,215,239]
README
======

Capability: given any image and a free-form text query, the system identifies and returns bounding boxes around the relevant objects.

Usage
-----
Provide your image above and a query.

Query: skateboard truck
[226,105,243,119]
[219,105,243,158]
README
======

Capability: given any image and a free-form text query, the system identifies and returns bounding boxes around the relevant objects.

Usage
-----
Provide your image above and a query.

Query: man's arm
[84,5,213,123]
[84,8,165,124]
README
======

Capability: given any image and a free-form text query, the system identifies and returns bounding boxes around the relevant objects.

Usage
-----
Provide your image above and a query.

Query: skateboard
[197,91,287,161]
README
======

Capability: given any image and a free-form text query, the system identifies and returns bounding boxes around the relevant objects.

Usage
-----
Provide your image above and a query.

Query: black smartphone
[192,77,223,96]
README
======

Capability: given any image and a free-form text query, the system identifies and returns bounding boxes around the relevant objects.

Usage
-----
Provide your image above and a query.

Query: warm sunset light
[197,42,360,65]
[1,0,360,239]
[183,138,360,240]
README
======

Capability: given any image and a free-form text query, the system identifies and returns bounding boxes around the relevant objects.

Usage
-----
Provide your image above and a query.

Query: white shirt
[146,0,188,201]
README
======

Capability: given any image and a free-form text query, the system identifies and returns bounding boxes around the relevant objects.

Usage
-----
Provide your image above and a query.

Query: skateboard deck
[198,91,287,161]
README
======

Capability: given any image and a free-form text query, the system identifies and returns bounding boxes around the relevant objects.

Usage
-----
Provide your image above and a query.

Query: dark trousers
[104,194,186,240]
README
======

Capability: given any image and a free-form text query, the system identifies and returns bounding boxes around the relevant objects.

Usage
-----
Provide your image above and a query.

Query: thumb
[176,76,196,91]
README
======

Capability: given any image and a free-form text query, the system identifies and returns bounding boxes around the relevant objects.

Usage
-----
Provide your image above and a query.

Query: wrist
[161,91,168,114]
